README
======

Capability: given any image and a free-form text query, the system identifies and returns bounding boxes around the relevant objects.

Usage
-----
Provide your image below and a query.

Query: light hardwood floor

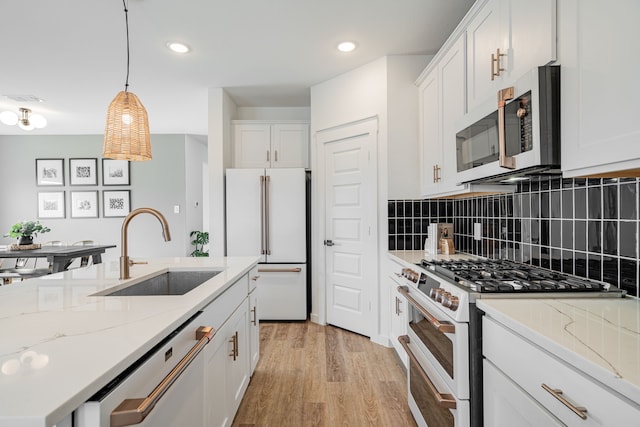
[232,321,417,427]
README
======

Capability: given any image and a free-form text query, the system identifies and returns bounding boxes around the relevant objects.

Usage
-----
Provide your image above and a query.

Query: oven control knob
[429,288,443,301]
[440,291,451,305]
[445,296,460,311]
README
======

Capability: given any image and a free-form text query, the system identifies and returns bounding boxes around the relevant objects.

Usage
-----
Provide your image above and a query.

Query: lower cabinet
[388,270,408,368]
[248,289,259,375]
[483,316,640,426]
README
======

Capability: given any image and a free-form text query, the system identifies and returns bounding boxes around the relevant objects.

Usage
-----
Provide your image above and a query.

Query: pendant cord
[123,0,130,92]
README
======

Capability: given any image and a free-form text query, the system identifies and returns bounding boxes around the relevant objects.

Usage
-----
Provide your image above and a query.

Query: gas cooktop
[419,259,622,294]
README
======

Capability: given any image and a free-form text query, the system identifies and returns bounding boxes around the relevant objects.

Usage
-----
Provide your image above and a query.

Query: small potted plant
[4,220,51,246]
[189,230,209,257]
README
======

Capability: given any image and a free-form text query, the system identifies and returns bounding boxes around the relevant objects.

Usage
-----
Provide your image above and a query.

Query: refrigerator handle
[265,175,271,255]
[260,175,266,255]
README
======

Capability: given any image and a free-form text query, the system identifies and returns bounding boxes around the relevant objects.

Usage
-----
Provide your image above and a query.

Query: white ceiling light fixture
[337,41,357,52]
[166,41,190,54]
[0,108,47,131]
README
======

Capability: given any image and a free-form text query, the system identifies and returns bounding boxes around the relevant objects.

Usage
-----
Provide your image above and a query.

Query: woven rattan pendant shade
[103,90,151,161]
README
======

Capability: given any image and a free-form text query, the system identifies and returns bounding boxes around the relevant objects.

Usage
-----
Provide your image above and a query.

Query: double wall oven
[393,256,624,427]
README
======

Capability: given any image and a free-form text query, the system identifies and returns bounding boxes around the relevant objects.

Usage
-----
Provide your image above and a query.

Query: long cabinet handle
[111,326,215,427]
[251,306,257,325]
[541,383,588,420]
[229,331,239,361]
[260,175,266,255]
[257,267,302,273]
[397,286,455,334]
[497,86,516,169]
[266,150,270,162]
[398,335,457,409]
[265,175,271,255]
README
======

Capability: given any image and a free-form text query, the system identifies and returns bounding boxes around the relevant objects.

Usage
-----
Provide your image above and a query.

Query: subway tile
[588,187,602,219]
[575,188,587,219]
[619,259,638,296]
[620,182,637,220]
[603,185,618,219]
[396,201,404,217]
[602,256,618,288]
[575,252,587,277]
[562,220,573,250]
[575,220,587,251]
[603,221,617,256]
[388,201,396,218]
[550,191,561,218]
[404,201,413,217]
[550,220,561,248]
[541,191,550,218]
[588,253,602,281]
[561,189,573,219]
[562,250,574,274]
[531,193,540,218]
[388,235,396,251]
[619,221,637,258]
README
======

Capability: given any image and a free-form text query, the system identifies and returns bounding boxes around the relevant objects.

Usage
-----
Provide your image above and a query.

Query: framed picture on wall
[35,158,64,186]
[69,158,98,185]
[37,191,65,218]
[102,159,130,185]
[103,190,130,217]
[70,191,98,218]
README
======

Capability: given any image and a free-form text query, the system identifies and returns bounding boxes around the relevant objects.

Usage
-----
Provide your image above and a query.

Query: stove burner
[421,258,609,293]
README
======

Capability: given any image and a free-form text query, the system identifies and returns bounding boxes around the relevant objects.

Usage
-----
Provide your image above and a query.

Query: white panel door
[264,168,306,262]
[324,124,377,337]
[226,169,264,260]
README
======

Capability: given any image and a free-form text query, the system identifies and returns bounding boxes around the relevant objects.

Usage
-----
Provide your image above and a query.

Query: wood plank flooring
[232,321,417,427]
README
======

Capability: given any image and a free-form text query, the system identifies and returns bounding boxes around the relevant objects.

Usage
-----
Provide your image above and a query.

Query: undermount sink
[102,270,221,296]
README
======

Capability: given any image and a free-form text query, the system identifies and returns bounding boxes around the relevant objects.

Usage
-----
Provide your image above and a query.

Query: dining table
[0,244,117,273]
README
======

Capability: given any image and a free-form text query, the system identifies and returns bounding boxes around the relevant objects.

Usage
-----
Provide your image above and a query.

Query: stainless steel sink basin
[102,270,221,296]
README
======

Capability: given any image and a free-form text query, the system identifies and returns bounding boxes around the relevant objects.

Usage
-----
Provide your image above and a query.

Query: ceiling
[0,0,475,136]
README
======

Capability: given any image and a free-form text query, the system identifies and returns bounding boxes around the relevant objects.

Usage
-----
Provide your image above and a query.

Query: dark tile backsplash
[388,176,639,297]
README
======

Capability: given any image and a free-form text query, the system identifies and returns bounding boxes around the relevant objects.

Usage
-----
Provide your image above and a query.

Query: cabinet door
[439,36,466,195]
[466,0,505,111]
[271,123,309,168]
[560,0,640,177]
[226,301,250,417]
[419,68,441,196]
[248,290,259,375]
[204,319,231,427]
[233,124,271,168]
[389,278,407,368]
[484,360,563,427]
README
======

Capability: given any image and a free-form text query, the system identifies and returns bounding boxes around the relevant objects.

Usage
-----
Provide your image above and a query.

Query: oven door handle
[397,286,455,334]
[399,335,457,410]
[110,326,215,427]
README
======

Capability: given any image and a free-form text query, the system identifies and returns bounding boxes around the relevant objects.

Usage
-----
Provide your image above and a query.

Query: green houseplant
[4,220,51,245]
[189,230,209,257]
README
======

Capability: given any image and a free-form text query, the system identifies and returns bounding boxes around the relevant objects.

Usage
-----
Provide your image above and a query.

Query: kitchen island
[0,256,260,427]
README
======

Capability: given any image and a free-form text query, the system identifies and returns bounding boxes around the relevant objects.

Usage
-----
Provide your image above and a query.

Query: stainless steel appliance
[455,66,560,184]
[394,258,624,427]
[226,168,307,320]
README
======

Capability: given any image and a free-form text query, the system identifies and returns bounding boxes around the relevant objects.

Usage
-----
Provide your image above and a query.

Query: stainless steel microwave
[455,65,560,183]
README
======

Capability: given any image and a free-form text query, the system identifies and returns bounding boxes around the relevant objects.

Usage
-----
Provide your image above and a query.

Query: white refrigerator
[225,168,307,320]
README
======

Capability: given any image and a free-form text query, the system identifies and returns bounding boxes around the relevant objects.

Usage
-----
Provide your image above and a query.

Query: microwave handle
[498,87,516,169]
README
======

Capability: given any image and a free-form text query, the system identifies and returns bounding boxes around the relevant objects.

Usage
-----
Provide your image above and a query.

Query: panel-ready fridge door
[226,168,265,261]
[257,263,307,320]
[264,168,306,263]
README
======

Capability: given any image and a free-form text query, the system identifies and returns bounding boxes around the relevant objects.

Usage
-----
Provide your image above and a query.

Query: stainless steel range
[395,257,625,427]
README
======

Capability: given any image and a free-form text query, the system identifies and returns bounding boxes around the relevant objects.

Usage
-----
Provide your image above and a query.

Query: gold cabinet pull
[397,286,455,334]
[274,150,278,162]
[497,86,516,169]
[541,383,588,420]
[491,48,506,80]
[398,335,457,409]
[257,267,302,273]
[266,150,270,161]
[251,275,260,281]
[251,306,257,325]
[111,326,215,427]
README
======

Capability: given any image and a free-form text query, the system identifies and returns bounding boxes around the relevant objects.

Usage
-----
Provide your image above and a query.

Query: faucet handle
[129,260,148,266]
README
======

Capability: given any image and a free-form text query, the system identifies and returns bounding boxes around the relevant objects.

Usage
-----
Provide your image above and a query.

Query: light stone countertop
[0,256,260,427]
[477,298,640,405]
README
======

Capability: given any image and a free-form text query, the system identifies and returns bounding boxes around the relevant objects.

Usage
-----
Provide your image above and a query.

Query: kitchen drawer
[483,316,640,426]
[199,274,248,330]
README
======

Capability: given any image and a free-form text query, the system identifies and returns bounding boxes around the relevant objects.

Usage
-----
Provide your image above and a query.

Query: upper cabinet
[466,0,556,111]
[419,36,466,197]
[559,0,640,177]
[233,121,309,169]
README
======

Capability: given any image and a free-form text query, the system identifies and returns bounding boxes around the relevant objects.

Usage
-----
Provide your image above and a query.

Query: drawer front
[200,274,247,329]
[483,316,640,426]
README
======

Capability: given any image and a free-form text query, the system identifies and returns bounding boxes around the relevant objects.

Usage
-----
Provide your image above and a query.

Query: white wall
[236,107,310,121]
[0,134,204,264]
[185,135,208,254]
[310,55,428,346]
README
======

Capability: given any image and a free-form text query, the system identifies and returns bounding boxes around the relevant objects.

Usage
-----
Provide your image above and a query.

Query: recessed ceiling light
[337,41,357,53]
[166,42,190,54]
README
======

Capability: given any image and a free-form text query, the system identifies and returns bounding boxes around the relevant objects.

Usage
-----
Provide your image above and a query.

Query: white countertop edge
[477,298,640,405]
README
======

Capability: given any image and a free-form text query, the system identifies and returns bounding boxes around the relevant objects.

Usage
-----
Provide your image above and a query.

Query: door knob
[324,239,335,247]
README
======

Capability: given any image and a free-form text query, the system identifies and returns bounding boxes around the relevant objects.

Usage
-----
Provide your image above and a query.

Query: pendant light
[103,0,152,161]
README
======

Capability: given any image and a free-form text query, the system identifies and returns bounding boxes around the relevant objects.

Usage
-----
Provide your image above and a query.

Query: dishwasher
[75,312,214,427]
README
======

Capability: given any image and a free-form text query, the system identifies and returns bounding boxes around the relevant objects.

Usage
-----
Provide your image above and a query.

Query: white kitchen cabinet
[483,316,640,426]
[388,267,407,368]
[226,300,250,417]
[233,121,309,169]
[559,0,640,177]
[419,36,466,197]
[484,359,563,426]
[466,0,556,111]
